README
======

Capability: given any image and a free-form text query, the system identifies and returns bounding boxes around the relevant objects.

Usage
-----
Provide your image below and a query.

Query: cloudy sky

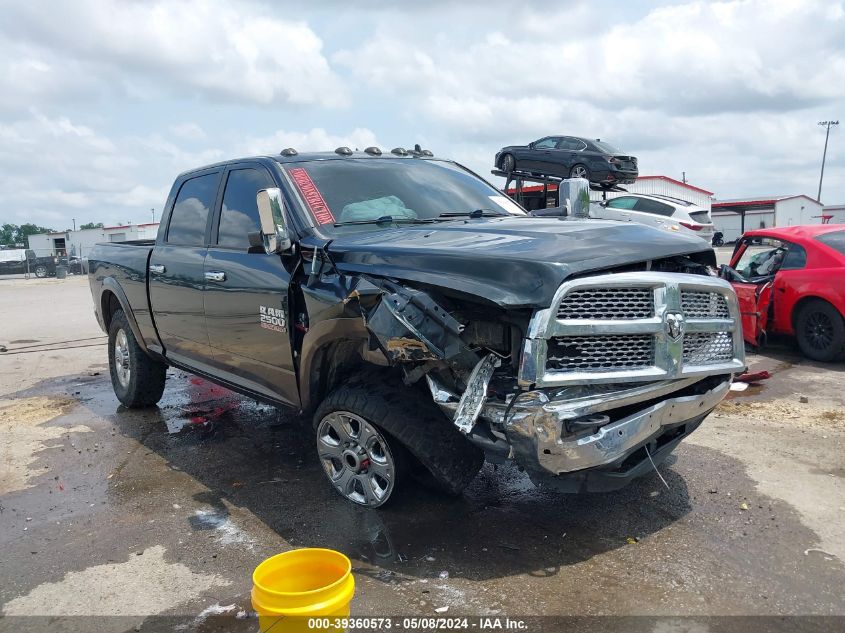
[1,0,843,230]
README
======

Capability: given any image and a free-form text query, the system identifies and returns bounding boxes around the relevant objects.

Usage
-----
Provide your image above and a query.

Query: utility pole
[72,218,76,231]
[817,120,839,202]
[151,208,155,223]
[682,171,687,184]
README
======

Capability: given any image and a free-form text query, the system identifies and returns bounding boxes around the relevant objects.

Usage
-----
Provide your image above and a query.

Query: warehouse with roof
[710,195,824,243]
[27,223,160,258]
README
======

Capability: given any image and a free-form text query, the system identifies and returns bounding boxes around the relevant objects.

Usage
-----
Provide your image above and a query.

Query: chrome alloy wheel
[570,164,589,179]
[114,329,131,388]
[317,411,396,507]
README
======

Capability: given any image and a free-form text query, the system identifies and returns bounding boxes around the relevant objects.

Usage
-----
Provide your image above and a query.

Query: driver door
[727,237,773,347]
[203,163,300,407]
[732,281,772,347]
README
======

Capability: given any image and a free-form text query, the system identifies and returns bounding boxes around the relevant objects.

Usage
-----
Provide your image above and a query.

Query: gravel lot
[1,274,843,630]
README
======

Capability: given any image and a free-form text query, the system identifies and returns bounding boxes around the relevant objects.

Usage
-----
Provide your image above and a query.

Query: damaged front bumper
[429,373,731,490]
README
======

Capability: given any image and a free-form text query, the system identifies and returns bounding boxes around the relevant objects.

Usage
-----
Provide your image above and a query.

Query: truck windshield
[282,158,525,228]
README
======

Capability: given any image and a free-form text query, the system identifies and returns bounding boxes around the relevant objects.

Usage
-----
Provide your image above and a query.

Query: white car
[590,194,715,242]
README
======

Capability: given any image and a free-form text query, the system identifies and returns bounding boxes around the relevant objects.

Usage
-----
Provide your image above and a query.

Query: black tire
[108,309,167,407]
[569,164,590,181]
[313,372,484,505]
[795,299,845,362]
[34,265,47,278]
[500,153,516,173]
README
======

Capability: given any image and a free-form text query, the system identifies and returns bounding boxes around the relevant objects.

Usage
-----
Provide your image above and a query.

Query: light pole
[151,208,155,223]
[817,120,839,202]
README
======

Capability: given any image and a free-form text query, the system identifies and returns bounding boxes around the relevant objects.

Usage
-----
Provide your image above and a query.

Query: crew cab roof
[175,151,439,180]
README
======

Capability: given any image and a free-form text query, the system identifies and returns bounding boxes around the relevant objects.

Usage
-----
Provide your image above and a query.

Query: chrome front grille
[683,332,734,365]
[557,288,653,320]
[681,290,730,319]
[547,334,654,371]
[519,272,745,387]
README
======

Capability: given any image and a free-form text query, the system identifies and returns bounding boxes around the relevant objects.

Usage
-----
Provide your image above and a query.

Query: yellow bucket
[251,548,355,633]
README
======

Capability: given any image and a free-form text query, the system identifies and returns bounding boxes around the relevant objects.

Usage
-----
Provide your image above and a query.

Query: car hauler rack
[491,168,561,210]
[491,168,628,212]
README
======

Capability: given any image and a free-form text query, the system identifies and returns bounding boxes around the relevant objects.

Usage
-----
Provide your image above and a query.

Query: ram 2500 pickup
[88,148,745,507]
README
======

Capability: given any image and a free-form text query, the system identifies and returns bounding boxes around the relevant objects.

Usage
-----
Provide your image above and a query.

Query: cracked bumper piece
[502,377,730,488]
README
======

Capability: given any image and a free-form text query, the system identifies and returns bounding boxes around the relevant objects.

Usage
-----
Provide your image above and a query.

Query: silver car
[591,193,715,242]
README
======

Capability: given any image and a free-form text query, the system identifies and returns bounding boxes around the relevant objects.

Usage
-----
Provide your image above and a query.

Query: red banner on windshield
[288,167,335,225]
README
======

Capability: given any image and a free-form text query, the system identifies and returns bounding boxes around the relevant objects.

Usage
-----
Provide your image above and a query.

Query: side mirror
[256,188,292,254]
[528,142,535,149]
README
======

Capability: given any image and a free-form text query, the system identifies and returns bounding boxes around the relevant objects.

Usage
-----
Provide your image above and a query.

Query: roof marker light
[335,146,353,156]
[364,146,382,156]
[280,148,298,156]
[391,147,408,156]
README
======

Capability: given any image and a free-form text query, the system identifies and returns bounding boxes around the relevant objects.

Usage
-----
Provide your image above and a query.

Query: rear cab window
[166,173,219,246]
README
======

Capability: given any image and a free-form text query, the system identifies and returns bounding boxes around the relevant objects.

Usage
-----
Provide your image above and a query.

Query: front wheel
[316,411,403,508]
[34,265,48,278]
[500,154,515,173]
[795,300,845,362]
[313,373,484,507]
[108,309,167,407]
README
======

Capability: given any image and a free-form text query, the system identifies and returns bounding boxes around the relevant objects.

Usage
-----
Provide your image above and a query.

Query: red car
[720,225,845,361]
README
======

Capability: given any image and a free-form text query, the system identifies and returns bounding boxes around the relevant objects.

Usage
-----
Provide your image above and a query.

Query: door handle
[149,264,166,274]
[204,271,226,282]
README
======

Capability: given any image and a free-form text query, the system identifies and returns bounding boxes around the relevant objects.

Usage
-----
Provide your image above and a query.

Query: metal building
[710,195,823,243]
[27,223,160,258]
[822,203,845,224]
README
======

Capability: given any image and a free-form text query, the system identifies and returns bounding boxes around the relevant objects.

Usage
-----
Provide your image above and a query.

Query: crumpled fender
[359,276,468,364]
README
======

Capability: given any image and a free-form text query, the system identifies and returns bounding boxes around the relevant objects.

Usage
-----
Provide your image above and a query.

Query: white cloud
[0,113,219,228]
[238,127,381,156]
[334,0,845,199]
[0,0,346,111]
[0,0,843,232]
[169,123,207,142]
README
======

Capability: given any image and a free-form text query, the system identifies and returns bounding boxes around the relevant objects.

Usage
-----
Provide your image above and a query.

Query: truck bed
[88,241,159,353]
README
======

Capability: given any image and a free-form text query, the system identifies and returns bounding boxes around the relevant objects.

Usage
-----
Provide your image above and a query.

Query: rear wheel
[313,373,484,507]
[500,153,515,173]
[108,309,167,407]
[795,300,845,362]
[569,164,590,180]
[34,265,47,278]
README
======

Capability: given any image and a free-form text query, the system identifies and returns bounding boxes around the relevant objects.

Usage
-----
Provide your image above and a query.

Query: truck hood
[325,217,713,308]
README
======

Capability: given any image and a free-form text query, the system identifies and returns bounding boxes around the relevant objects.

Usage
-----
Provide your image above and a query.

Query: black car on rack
[495,135,638,185]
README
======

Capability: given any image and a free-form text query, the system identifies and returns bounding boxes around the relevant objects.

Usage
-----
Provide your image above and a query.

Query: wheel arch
[100,279,150,355]
[298,316,394,413]
[791,295,844,329]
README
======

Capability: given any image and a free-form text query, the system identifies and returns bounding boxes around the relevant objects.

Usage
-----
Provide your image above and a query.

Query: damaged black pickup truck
[88,148,745,507]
